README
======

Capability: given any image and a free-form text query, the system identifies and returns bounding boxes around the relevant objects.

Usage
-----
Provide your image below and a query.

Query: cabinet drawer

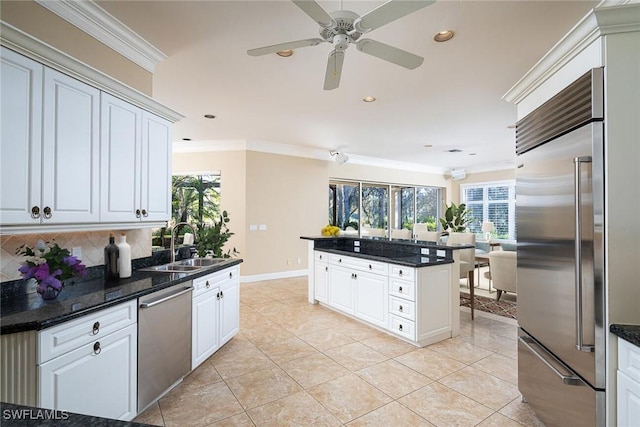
[389,315,416,341]
[389,296,415,321]
[315,251,330,262]
[389,278,415,301]
[619,339,640,382]
[193,266,240,297]
[389,265,415,281]
[329,254,388,275]
[38,300,137,364]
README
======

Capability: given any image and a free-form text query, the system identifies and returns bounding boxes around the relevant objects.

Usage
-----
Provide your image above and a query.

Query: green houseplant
[194,210,239,258]
[439,202,470,234]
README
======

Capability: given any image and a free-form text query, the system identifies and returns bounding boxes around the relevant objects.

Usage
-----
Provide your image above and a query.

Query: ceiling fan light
[434,30,454,42]
[276,49,294,57]
[363,96,376,102]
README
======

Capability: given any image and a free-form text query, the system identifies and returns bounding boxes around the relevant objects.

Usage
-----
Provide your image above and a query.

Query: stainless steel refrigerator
[516,68,605,426]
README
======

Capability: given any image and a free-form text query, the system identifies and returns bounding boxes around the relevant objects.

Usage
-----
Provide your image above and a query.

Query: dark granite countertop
[610,324,640,347]
[0,259,242,335]
[301,235,469,267]
[0,402,148,427]
[316,248,453,267]
[0,402,150,426]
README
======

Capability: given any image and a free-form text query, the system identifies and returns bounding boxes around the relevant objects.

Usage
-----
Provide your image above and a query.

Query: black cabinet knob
[92,321,100,335]
[93,342,101,354]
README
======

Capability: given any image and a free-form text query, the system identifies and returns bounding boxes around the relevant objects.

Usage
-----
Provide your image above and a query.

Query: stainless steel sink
[173,258,226,267]
[139,258,227,274]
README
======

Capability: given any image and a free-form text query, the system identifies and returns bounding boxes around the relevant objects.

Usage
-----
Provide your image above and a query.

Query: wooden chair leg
[467,271,475,320]
[496,289,502,302]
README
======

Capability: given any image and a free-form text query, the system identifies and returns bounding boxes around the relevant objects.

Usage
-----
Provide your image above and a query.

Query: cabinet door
[618,371,640,426]
[38,324,137,421]
[353,270,388,329]
[219,277,240,346]
[100,93,142,222]
[314,261,329,303]
[42,69,100,223]
[192,289,220,369]
[0,48,43,225]
[328,266,354,315]
[140,111,172,222]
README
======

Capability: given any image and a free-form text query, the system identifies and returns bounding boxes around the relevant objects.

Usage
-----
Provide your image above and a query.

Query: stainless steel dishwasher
[138,282,193,411]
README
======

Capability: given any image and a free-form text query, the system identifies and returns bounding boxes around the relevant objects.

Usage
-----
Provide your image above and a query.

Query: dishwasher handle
[140,286,193,309]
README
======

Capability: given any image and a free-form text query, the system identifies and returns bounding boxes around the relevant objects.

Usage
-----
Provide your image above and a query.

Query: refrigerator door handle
[574,156,595,353]
[519,336,584,386]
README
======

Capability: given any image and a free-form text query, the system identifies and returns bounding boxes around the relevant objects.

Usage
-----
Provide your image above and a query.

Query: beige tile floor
[135,276,542,427]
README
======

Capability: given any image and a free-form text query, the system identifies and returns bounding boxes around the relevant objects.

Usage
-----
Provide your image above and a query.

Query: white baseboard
[240,269,308,283]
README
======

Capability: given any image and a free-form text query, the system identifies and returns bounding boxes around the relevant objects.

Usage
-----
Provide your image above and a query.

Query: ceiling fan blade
[247,38,324,56]
[291,0,335,28]
[357,39,424,69]
[324,50,345,90]
[355,0,435,33]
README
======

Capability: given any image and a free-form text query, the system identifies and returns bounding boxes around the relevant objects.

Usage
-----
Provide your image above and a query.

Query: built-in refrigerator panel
[516,122,603,388]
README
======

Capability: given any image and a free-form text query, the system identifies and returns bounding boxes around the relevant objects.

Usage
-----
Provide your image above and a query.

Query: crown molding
[504,3,640,105]
[1,22,183,122]
[34,0,166,73]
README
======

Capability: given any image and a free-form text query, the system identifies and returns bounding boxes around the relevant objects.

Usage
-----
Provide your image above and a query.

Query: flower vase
[37,284,61,300]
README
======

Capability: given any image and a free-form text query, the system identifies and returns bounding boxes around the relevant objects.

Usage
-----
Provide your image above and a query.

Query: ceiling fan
[247,0,435,90]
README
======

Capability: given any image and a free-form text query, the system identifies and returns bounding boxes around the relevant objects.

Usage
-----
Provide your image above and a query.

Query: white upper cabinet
[141,112,172,222]
[42,68,100,224]
[1,48,100,225]
[0,48,43,225]
[100,93,171,223]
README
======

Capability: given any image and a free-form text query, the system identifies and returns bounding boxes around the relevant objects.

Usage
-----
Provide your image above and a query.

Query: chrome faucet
[170,222,196,263]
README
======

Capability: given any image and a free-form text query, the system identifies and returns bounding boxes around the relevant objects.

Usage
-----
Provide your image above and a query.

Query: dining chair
[415,231,440,242]
[447,232,477,319]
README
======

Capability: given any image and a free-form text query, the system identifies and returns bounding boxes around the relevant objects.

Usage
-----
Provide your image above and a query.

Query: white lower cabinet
[314,252,329,303]
[353,270,388,329]
[617,338,640,426]
[192,266,240,370]
[37,300,137,421]
[328,265,355,315]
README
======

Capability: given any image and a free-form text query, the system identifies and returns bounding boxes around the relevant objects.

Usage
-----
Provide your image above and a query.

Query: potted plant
[194,210,239,258]
[439,202,470,235]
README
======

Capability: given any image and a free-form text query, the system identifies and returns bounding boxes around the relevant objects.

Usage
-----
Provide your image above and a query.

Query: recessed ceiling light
[446,148,463,153]
[507,124,516,129]
[363,96,376,102]
[469,153,477,156]
[204,114,216,119]
[276,49,294,57]
[182,138,192,141]
[434,30,454,42]
[424,144,433,148]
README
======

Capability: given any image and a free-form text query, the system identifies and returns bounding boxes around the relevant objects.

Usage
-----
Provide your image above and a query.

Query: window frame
[460,179,516,242]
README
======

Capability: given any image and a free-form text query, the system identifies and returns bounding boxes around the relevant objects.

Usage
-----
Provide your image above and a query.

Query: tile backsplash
[0,229,152,282]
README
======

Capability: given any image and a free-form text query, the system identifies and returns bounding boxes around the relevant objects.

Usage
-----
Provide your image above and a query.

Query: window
[461,180,516,241]
[329,180,443,238]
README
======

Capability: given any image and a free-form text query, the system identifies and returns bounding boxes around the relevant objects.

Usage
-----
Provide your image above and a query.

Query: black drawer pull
[398,286,403,293]
[205,281,210,289]
[399,270,403,276]
[399,324,403,331]
[399,305,403,312]
[93,341,101,354]
[92,321,100,335]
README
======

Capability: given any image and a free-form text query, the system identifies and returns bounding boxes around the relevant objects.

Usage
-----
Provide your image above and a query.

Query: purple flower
[33,263,50,281]
[63,256,78,266]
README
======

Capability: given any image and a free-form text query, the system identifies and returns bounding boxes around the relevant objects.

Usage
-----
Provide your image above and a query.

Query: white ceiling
[96,0,598,173]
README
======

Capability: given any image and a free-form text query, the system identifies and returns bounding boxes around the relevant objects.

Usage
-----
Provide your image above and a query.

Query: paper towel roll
[183,233,194,245]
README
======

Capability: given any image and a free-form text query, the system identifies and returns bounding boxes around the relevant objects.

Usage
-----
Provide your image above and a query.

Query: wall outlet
[259,224,267,231]
[354,241,360,247]
[72,247,82,259]
[421,247,428,255]
[297,257,301,264]
[249,224,258,231]
[437,250,446,257]
[287,259,292,265]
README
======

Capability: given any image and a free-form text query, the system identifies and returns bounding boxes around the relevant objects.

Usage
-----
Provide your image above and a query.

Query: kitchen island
[301,236,470,347]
